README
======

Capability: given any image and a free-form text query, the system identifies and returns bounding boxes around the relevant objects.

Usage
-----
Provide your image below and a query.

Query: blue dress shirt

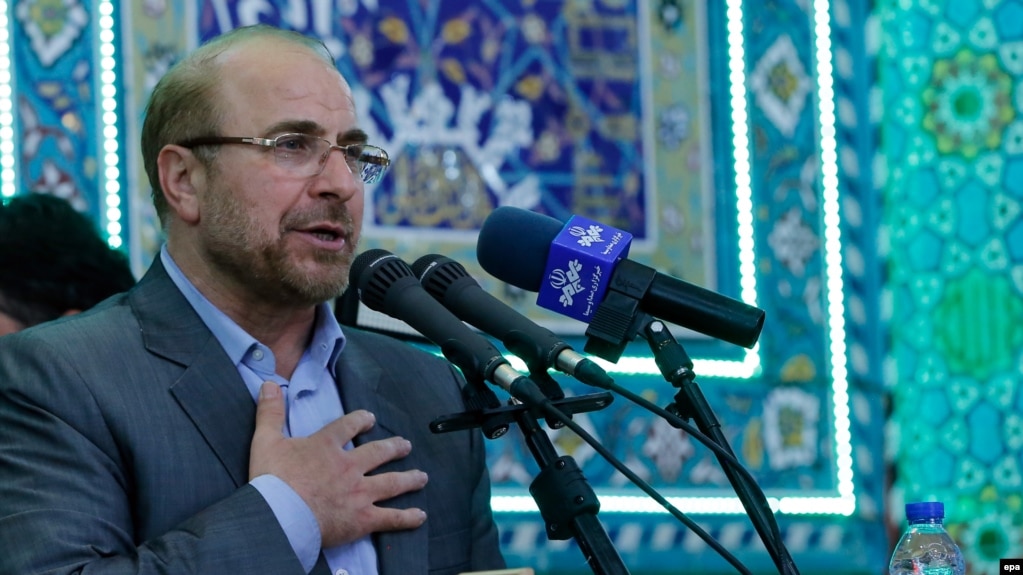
[161,247,378,575]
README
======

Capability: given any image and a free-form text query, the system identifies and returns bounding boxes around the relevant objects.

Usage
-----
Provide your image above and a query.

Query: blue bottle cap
[906,501,944,521]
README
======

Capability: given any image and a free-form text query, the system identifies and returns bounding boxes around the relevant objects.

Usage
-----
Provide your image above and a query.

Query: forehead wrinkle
[216,43,357,136]
[256,123,369,146]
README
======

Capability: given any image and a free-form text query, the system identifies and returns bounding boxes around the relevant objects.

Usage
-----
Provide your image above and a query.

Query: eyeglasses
[178,133,391,184]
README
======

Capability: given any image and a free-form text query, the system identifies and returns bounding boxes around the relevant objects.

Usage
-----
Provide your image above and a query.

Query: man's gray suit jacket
[0,258,505,574]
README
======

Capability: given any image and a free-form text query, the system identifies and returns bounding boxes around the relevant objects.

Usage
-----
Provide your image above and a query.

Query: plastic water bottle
[889,501,965,575]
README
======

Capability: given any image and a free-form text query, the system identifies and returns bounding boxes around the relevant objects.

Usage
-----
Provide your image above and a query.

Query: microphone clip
[428,392,614,439]
[582,260,658,362]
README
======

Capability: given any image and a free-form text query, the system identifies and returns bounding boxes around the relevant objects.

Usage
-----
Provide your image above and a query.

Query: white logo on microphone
[569,225,604,247]
[548,259,584,307]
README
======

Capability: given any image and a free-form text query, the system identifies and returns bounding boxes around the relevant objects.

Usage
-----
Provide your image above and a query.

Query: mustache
[282,205,355,238]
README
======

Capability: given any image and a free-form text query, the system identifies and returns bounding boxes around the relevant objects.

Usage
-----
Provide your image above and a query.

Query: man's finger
[319,409,377,448]
[369,507,428,532]
[253,381,285,440]
[369,469,429,501]
[352,437,414,469]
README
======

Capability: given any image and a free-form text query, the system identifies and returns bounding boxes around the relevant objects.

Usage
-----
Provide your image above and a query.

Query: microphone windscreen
[477,207,563,292]
[409,253,444,280]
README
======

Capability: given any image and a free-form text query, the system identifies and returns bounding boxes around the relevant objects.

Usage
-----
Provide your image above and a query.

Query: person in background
[0,25,505,575]
[0,192,136,336]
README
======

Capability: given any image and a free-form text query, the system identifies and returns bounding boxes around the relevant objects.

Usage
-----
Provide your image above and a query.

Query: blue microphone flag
[537,215,633,323]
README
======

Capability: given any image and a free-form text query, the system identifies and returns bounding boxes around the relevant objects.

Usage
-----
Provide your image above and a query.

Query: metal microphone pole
[431,390,630,575]
[643,319,800,575]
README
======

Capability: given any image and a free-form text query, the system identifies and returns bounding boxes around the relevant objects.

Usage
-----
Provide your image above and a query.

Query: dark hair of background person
[0,192,137,330]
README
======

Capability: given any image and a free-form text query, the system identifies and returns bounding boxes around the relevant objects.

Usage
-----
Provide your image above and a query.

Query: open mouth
[308,228,341,242]
[294,224,347,249]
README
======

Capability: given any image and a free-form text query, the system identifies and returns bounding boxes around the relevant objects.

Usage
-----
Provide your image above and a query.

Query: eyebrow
[262,121,369,144]
[263,120,321,137]
[341,129,369,144]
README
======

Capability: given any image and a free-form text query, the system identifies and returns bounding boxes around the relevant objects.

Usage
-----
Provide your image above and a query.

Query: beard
[199,183,356,307]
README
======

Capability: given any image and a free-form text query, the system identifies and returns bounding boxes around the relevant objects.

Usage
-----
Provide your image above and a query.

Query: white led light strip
[97,1,123,248]
[494,492,854,516]
[504,354,758,379]
[0,1,15,198]
[586,0,762,382]
[812,0,855,514]
[720,0,763,381]
[494,0,855,517]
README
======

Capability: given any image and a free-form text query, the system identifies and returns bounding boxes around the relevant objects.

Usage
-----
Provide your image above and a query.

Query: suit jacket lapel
[167,347,255,487]
[335,335,428,575]
[133,261,430,573]
[132,258,255,487]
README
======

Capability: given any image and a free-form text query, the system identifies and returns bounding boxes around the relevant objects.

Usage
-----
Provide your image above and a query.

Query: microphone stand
[431,390,630,575]
[641,318,800,575]
[581,275,798,575]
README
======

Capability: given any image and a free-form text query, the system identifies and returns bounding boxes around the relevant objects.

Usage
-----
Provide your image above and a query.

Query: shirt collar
[160,245,347,373]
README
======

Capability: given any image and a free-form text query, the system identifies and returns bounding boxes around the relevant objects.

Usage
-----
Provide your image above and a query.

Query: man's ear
[157,145,206,225]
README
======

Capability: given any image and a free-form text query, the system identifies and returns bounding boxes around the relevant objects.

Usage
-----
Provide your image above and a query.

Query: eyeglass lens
[273,134,388,184]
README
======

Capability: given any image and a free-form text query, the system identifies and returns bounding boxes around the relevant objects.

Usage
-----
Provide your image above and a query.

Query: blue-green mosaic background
[7,0,1022,573]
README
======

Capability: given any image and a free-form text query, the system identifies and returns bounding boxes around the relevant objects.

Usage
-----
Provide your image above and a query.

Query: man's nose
[313,146,362,199]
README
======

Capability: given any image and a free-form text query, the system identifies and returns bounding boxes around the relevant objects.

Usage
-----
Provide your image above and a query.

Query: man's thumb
[249,381,285,480]
[254,381,285,435]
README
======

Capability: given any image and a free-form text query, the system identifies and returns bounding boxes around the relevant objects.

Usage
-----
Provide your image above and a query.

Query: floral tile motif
[762,387,820,470]
[933,268,1023,379]
[15,0,88,67]
[961,511,1023,575]
[883,0,1023,537]
[767,207,819,276]
[749,34,812,137]
[922,49,1016,158]
[32,159,85,210]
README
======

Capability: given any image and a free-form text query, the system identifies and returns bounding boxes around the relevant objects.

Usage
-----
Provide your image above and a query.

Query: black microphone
[349,248,546,405]
[411,254,614,390]
[476,207,765,361]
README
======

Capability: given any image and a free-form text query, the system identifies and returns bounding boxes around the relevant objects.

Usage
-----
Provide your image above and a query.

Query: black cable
[601,379,793,574]
[535,364,793,574]
[522,394,755,575]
